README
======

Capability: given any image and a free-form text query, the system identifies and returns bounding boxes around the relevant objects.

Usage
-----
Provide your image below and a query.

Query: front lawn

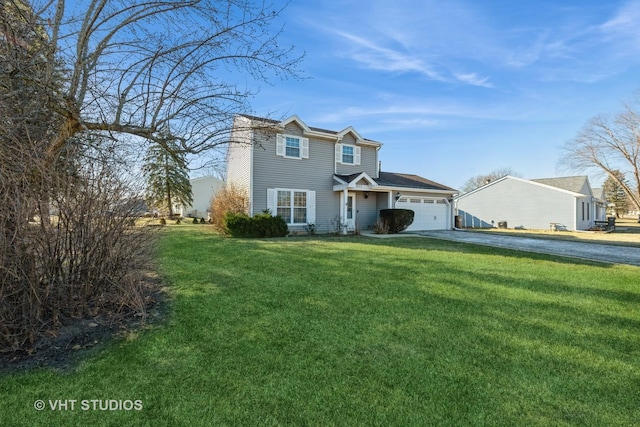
[1,226,639,426]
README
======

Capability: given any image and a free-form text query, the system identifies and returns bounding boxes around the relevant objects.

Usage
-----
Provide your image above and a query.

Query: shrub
[224,212,253,237]
[224,211,288,238]
[379,209,415,233]
[373,218,390,234]
[304,223,317,236]
[210,184,249,232]
[253,211,289,237]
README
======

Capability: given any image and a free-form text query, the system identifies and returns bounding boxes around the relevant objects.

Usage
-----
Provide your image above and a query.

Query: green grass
[1,226,639,426]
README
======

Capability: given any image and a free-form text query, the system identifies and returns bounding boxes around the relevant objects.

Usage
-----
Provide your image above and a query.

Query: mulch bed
[0,275,169,374]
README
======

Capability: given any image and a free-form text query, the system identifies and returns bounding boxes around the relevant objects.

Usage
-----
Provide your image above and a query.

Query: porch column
[342,188,348,234]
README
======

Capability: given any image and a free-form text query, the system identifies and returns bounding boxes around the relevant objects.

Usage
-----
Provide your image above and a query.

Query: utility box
[497,221,507,229]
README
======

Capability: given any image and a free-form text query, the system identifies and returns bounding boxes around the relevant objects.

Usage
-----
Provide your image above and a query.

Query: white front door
[341,192,356,231]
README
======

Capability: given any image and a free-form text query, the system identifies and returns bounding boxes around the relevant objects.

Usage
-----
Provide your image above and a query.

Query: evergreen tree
[603,171,629,218]
[143,140,193,216]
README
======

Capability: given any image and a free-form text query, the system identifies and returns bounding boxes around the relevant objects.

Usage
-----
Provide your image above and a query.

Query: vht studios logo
[34,399,143,411]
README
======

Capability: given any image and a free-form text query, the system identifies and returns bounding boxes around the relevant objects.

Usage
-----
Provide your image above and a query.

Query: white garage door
[395,197,449,231]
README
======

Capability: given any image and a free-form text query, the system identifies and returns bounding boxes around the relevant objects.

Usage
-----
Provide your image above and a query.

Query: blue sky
[249,0,640,190]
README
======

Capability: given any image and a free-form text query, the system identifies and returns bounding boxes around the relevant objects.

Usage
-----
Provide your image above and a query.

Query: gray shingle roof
[531,176,588,193]
[336,172,456,192]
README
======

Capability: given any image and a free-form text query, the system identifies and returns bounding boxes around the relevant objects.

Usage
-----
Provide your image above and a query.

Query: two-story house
[226,114,457,233]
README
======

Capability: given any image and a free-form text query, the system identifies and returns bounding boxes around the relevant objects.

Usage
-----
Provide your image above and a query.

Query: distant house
[175,176,224,219]
[226,114,457,233]
[455,175,607,231]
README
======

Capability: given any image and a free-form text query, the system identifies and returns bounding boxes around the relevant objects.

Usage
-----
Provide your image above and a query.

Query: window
[342,145,354,164]
[285,137,300,158]
[335,143,361,165]
[268,189,316,225]
[276,134,309,159]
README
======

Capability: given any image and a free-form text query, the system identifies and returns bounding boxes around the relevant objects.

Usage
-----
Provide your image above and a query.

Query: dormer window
[276,134,309,159]
[335,143,361,165]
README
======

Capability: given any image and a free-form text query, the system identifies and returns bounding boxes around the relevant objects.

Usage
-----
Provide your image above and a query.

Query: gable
[283,121,305,137]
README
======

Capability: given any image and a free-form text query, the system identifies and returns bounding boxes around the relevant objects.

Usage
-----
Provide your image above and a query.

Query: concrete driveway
[411,230,640,267]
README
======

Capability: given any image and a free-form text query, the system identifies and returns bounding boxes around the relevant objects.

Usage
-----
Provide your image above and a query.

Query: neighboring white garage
[396,196,449,231]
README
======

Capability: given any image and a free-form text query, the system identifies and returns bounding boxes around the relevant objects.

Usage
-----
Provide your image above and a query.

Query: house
[175,176,224,219]
[455,175,607,231]
[226,114,457,233]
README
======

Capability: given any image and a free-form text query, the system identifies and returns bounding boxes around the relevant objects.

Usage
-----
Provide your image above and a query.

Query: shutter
[307,190,316,224]
[267,188,277,215]
[276,134,284,157]
[355,146,361,165]
[335,143,342,163]
[301,138,309,159]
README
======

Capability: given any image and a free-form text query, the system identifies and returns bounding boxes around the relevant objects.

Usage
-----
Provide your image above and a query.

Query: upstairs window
[286,137,300,158]
[342,145,354,164]
[335,143,361,165]
[276,134,309,159]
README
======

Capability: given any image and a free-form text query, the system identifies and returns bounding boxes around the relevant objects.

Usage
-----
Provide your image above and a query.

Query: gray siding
[335,134,378,177]
[376,192,390,213]
[252,123,339,232]
[355,194,379,230]
[456,178,579,230]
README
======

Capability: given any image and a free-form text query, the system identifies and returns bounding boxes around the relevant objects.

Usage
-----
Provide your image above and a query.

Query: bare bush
[209,185,249,232]
[0,152,155,352]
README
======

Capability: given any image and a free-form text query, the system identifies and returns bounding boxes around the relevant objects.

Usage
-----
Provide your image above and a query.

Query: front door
[344,192,356,231]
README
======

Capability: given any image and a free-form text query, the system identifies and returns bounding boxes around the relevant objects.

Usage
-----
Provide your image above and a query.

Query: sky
[248,0,640,190]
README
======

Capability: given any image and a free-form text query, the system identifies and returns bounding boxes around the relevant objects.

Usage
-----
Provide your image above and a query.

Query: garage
[395,197,449,231]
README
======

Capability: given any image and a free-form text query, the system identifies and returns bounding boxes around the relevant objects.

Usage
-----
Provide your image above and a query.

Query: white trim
[276,133,308,160]
[332,172,378,191]
[248,114,382,147]
[270,188,315,225]
[336,143,360,165]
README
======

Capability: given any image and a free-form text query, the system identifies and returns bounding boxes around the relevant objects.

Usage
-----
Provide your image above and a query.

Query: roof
[531,176,589,193]
[238,114,381,145]
[592,187,606,201]
[376,172,456,191]
[335,171,456,192]
[456,175,589,200]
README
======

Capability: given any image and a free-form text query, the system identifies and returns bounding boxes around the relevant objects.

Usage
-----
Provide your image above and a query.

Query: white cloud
[454,73,493,88]
[599,0,640,54]
[331,30,446,81]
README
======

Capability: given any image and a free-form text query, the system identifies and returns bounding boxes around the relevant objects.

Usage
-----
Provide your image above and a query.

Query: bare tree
[461,168,522,193]
[1,0,301,353]
[560,94,640,212]
[32,0,303,161]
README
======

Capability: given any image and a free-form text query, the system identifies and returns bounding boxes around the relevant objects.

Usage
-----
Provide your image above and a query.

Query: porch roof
[334,171,457,192]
